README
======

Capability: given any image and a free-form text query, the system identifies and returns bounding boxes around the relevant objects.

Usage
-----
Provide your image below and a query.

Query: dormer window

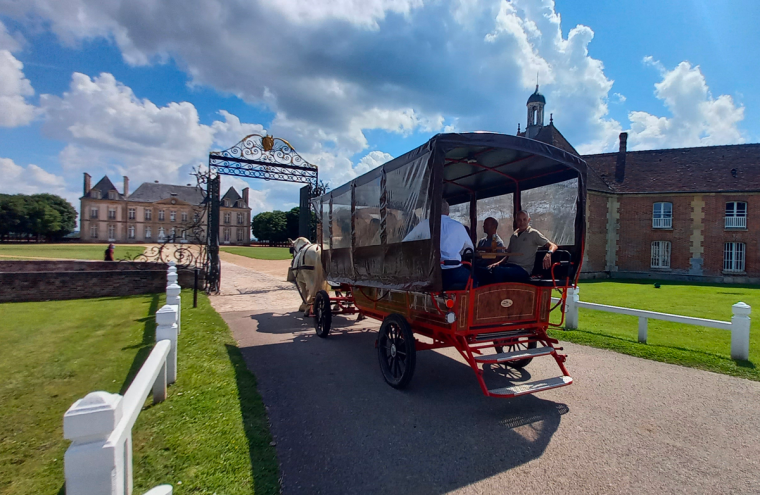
[92,190,101,199]
[223,199,231,207]
[109,191,117,200]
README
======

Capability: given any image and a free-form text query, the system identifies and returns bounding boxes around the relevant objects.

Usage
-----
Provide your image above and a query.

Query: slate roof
[84,176,123,200]
[222,187,241,203]
[127,182,205,204]
[582,143,760,194]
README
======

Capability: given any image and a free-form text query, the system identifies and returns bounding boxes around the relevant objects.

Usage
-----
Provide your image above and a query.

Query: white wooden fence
[557,287,751,360]
[63,262,181,495]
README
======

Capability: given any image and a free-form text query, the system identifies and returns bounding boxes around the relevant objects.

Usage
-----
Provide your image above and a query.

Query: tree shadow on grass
[120,293,161,395]
[225,344,281,495]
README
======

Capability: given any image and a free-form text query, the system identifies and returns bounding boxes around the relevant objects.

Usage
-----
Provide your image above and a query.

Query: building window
[650,241,671,269]
[91,190,101,199]
[108,225,115,240]
[90,207,99,219]
[108,208,116,220]
[181,211,188,222]
[652,202,672,229]
[724,242,746,273]
[237,212,243,225]
[224,212,231,224]
[128,208,136,220]
[158,227,166,240]
[108,191,117,200]
[170,211,176,222]
[145,209,152,221]
[128,226,135,239]
[158,210,165,221]
[237,228,244,242]
[181,229,187,240]
[145,227,152,239]
[171,227,176,240]
[224,199,230,207]
[90,226,98,238]
[194,212,200,222]
[725,202,747,229]
[224,228,231,242]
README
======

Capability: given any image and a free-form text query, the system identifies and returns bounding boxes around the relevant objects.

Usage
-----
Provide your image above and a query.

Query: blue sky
[1,0,757,220]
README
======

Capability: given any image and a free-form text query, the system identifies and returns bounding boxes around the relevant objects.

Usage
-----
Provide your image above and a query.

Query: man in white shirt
[403,199,474,290]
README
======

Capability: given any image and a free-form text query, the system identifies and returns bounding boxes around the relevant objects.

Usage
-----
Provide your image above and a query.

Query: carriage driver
[403,199,474,290]
[487,210,557,283]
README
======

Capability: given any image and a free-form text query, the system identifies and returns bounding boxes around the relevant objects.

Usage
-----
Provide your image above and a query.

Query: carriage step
[475,346,554,364]
[488,376,573,398]
[474,330,534,342]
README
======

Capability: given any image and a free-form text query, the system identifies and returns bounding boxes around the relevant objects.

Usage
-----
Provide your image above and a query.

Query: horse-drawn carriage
[297,132,586,398]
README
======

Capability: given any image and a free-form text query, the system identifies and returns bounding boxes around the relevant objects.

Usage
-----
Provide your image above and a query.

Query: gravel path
[211,259,760,495]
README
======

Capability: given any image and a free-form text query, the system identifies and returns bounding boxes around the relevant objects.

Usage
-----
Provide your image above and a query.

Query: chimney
[83,173,91,195]
[123,176,129,198]
[242,187,249,207]
[615,132,628,183]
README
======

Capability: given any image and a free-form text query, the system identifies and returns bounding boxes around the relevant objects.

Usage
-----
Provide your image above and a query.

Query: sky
[0,0,757,224]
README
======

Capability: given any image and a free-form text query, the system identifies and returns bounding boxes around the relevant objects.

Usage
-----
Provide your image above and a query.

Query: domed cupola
[526,84,545,138]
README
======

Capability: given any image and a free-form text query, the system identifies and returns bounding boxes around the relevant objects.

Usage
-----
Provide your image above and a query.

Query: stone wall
[0,261,200,303]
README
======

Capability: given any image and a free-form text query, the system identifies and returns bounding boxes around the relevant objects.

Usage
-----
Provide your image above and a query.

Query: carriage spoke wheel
[314,290,332,338]
[377,314,416,389]
[495,339,537,369]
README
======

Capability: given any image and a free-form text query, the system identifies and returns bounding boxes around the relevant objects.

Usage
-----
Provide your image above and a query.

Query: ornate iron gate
[206,134,318,293]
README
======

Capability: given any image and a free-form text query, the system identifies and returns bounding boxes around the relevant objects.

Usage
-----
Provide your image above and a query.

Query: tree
[0,193,76,242]
[251,210,288,243]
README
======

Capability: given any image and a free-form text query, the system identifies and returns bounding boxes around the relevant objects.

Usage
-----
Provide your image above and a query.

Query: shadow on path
[233,310,568,494]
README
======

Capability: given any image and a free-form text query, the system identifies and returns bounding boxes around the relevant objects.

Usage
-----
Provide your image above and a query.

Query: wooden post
[638,317,648,343]
[565,286,579,329]
[64,392,126,495]
[731,302,751,360]
[156,305,179,384]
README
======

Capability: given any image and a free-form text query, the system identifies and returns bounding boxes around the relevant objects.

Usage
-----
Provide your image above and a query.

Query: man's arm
[541,241,558,270]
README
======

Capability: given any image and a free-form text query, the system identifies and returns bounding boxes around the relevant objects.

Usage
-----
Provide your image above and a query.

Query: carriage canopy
[313,132,588,292]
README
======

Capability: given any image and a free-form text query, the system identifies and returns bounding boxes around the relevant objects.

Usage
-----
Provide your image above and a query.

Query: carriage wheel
[495,339,537,369]
[377,314,416,389]
[314,290,332,338]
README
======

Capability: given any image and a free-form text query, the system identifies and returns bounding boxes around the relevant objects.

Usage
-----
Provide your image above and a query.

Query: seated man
[403,199,474,290]
[487,210,557,283]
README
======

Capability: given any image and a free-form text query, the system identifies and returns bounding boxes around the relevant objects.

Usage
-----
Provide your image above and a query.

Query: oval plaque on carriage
[500,299,513,308]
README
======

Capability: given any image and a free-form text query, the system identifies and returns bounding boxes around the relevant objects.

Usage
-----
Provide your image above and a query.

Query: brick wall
[702,193,760,277]
[0,261,200,303]
[582,192,609,273]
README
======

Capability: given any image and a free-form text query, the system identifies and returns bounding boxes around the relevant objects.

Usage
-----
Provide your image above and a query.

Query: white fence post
[156,305,178,385]
[64,391,127,495]
[638,317,648,343]
[166,282,181,335]
[731,302,751,360]
[143,486,173,495]
[565,286,579,329]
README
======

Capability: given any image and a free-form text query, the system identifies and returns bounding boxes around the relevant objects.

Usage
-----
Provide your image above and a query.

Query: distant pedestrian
[105,243,115,261]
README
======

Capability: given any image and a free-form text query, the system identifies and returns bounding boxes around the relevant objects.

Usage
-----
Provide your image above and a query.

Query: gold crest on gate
[500,299,513,308]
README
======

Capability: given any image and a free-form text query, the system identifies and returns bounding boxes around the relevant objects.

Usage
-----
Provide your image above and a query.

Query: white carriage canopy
[313,132,588,292]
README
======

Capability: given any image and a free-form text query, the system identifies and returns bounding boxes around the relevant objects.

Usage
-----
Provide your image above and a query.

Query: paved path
[211,260,760,495]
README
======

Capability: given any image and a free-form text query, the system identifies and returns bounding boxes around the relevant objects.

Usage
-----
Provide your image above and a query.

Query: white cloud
[626,60,744,150]
[0,21,36,127]
[613,92,626,103]
[0,156,74,197]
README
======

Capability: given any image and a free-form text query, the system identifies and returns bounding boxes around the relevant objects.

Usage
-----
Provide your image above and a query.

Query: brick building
[518,87,760,283]
[80,173,251,245]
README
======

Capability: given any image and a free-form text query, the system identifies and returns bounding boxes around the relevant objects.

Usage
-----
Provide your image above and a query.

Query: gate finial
[262,135,274,151]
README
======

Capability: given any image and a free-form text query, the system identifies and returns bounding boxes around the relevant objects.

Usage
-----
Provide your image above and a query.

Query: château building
[79,174,251,245]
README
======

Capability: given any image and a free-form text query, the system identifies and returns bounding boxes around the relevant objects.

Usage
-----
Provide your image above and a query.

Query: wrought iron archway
[205,134,318,293]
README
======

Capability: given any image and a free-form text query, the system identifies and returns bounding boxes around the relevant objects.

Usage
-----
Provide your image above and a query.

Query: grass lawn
[0,243,147,261]
[549,279,760,381]
[220,246,292,260]
[0,291,279,495]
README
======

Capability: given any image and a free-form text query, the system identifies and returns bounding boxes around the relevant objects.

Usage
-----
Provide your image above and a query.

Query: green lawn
[0,243,147,261]
[220,246,292,260]
[549,279,760,380]
[0,291,279,495]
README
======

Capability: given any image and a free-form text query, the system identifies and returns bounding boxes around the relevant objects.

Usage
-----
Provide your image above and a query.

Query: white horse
[288,237,329,315]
